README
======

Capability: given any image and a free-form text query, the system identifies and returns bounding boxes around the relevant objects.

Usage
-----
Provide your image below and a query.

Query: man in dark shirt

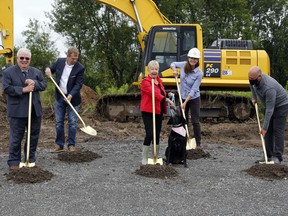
[249,66,288,164]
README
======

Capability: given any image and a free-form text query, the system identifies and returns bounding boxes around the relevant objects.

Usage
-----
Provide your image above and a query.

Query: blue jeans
[55,97,79,148]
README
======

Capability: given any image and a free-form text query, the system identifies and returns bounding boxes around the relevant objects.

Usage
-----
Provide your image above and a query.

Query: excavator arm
[95,0,170,50]
[0,0,14,66]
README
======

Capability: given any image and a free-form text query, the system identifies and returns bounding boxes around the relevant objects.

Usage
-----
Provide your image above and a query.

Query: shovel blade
[186,138,196,150]
[259,161,275,165]
[19,162,36,168]
[80,126,97,136]
[148,158,163,165]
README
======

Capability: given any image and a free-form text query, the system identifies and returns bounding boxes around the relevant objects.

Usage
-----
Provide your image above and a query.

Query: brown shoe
[51,145,64,153]
[9,165,19,171]
[68,146,76,152]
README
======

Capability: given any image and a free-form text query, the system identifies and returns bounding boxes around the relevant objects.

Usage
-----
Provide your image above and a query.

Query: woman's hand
[171,67,178,78]
[181,101,187,110]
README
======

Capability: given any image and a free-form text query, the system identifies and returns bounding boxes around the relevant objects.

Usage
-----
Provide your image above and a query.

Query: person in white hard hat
[170,48,203,149]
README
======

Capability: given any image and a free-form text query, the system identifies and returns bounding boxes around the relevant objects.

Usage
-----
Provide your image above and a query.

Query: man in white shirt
[45,47,85,153]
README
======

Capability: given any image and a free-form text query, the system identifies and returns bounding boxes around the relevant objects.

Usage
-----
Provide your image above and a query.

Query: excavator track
[95,92,255,122]
[96,93,142,122]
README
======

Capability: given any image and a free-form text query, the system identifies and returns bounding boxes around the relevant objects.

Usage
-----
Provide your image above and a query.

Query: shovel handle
[49,76,86,127]
[255,103,269,163]
[151,78,157,163]
[25,92,32,165]
[175,76,191,137]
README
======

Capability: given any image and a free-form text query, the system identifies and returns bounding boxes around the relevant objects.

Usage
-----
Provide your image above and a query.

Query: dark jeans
[264,104,288,161]
[142,112,163,146]
[55,97,79,148]
[7,112,41,166]
[184,97,201,146]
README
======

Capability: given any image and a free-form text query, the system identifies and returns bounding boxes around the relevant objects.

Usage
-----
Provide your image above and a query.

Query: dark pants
[264,104,288,161]
[184,97,201,146]
[7,110,42,166]
[142,112,163,146]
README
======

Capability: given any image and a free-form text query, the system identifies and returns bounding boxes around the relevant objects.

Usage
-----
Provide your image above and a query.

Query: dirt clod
[5,166,54,184]
[57,150,102,163]
[244,164,288,181]
[186,148,211,160]
[135,164,178,179]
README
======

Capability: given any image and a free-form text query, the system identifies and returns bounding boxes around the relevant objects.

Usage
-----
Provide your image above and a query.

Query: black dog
[165,109,188,168]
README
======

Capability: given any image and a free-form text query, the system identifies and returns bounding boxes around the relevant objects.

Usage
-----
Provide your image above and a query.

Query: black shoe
[255,157,272,164]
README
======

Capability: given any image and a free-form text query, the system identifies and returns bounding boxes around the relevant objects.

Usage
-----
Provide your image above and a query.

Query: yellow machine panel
[0,0,14,65]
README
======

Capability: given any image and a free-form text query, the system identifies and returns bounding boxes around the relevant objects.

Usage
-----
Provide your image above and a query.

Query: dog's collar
[172,123,183,128]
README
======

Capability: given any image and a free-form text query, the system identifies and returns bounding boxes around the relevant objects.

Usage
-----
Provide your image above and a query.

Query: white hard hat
[187,48,201,58]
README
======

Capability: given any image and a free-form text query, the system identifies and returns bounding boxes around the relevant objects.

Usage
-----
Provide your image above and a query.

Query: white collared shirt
[59,62,74,94]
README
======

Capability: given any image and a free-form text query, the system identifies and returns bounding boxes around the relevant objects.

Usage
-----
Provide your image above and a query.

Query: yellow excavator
[95,0,270,122]
[0,0,13,98]
[0,0,270,122]
[0,0,14,68]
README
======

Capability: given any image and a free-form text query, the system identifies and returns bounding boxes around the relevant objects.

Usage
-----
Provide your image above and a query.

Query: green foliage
[40,80,55,107]
[45,0,288,91]
[205,90,252,98]
[96,83,130,96]
[22,18,59,71]
[48,0,139,91]
[0,56,5,67]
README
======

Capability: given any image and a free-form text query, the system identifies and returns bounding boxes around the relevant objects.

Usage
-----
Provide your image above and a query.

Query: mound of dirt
[57,150,102,163]
[186,148,211,160]
[244,164,288,181]
[5,166,54,184]
[135,164,178,179]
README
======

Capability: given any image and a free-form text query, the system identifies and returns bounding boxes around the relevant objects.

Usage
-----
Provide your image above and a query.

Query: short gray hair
[17,48,32,57]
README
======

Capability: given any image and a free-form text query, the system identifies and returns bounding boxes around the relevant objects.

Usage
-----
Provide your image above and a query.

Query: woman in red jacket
[140,60,174,165]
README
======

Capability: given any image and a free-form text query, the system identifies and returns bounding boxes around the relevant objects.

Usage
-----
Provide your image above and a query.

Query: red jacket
[140,76,167,115]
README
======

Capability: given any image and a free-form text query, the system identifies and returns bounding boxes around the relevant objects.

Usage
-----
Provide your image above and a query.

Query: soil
[57,150,102,163]
[0,85,288,183]
[5,166,54,184]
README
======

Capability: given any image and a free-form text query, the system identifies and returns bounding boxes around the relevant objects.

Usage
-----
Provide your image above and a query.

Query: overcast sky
[14,0,66,56]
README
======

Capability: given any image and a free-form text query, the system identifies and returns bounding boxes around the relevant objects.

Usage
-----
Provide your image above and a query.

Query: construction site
[1,0,288,215]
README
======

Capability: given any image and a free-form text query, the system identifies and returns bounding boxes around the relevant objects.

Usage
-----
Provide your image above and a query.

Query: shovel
[19,92,35,168]
[175,76,196,150]
[255,103,274,164]
[147,78,163,165]
[49,76,97,136]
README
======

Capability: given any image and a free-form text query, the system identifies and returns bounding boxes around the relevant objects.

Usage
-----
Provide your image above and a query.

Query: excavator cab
[141,24,203,86]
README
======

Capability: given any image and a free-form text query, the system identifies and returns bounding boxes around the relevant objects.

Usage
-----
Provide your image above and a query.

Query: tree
[249,0,288,85]
[48,0,139,92]
[22,18,59,71]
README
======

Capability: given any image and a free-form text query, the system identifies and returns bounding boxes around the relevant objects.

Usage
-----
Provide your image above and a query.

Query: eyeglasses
[19,57,30,61]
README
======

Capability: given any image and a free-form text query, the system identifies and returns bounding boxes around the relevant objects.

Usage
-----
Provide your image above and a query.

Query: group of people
[2,46,288,170]
[3,47,84,170]
[140,48,288,165]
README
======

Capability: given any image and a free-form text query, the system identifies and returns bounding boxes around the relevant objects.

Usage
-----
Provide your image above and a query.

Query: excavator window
[147,25,198,73]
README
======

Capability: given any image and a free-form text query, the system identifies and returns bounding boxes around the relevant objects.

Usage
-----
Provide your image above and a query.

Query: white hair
[17,48,32,57]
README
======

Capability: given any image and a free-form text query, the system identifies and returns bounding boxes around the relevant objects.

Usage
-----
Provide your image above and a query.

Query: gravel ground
[0,140,287,216]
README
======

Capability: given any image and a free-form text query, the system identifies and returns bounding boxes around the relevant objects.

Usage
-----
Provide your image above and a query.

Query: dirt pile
[135,164,178,179]
[244,164,288,181]
[186,148,211,160]
[5,166,54,184]
[57,150,102,163]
